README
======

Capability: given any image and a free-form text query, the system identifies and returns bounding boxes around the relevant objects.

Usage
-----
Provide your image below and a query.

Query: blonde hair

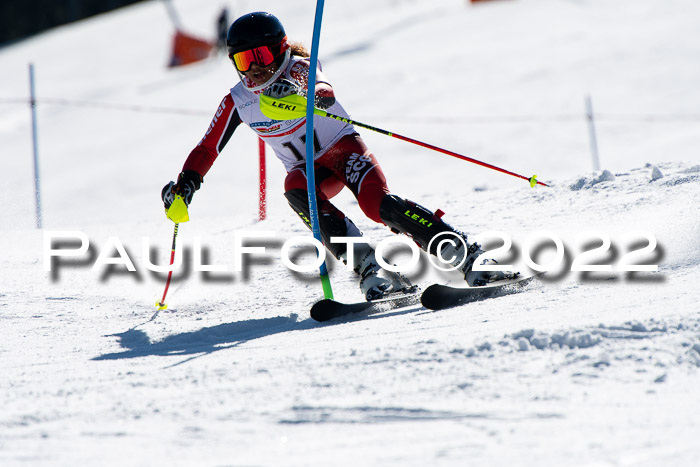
[289,41,310,58]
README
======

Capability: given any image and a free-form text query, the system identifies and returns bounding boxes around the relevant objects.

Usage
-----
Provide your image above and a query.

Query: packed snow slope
[1,0,699,465]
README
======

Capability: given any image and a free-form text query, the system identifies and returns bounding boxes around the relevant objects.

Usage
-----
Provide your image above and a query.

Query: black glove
[161,170,202,209]
[314,94,336,110]
[263,78,299,99]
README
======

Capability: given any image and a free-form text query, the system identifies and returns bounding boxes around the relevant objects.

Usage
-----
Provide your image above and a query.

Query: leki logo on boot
[403,210,434,228]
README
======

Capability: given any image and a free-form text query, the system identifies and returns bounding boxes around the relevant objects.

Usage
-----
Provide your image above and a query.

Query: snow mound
[456,315,700,377]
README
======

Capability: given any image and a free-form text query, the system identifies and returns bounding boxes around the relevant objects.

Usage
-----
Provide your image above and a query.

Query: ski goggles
[230,37,289,72]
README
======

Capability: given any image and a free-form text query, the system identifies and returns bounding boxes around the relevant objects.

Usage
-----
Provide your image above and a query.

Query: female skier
[162,11,514,300]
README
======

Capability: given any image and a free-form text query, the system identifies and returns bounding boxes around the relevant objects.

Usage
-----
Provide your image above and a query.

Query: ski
[420,275,540,311]
[310,287,422,322]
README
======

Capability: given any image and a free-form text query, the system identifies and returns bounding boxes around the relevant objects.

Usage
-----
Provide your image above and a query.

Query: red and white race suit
[181,56,391,223]
[183,56,357,175]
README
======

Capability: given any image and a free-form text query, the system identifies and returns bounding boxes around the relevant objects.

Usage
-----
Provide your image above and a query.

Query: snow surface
[1,0,699,465]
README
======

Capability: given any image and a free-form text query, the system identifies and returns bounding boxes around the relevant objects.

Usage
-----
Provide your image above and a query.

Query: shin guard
[284,189,361,260]
[378,194,457,255]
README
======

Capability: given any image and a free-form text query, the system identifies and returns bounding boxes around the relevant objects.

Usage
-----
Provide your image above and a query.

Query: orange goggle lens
[231,45,277,72]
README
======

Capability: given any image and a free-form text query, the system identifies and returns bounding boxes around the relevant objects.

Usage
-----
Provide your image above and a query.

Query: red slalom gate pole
[258,138,267,221]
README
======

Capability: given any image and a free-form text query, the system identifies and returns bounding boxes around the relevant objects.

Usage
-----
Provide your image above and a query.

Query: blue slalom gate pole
[306,0,333,299]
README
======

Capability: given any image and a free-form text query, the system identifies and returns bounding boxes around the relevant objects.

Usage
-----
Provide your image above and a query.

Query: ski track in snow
[2,0,700,465]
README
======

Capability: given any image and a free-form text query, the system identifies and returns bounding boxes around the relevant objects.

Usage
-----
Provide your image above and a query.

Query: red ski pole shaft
[259,94,548,187]
[392,133,548,187]
[156,222,179,310]
[323,112,549,187]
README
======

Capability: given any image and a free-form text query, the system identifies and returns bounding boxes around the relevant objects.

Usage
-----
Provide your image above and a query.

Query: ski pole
[260,94,548,188]
[156,222,179,311]
[156,194,190,310]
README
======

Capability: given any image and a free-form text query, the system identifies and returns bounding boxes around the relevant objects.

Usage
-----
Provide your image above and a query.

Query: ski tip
[155,300,168,311]
[310,298,336,322]
[419,284,444,310]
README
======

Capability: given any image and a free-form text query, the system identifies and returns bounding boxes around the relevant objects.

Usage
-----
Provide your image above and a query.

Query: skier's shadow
[93,315,309,366]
